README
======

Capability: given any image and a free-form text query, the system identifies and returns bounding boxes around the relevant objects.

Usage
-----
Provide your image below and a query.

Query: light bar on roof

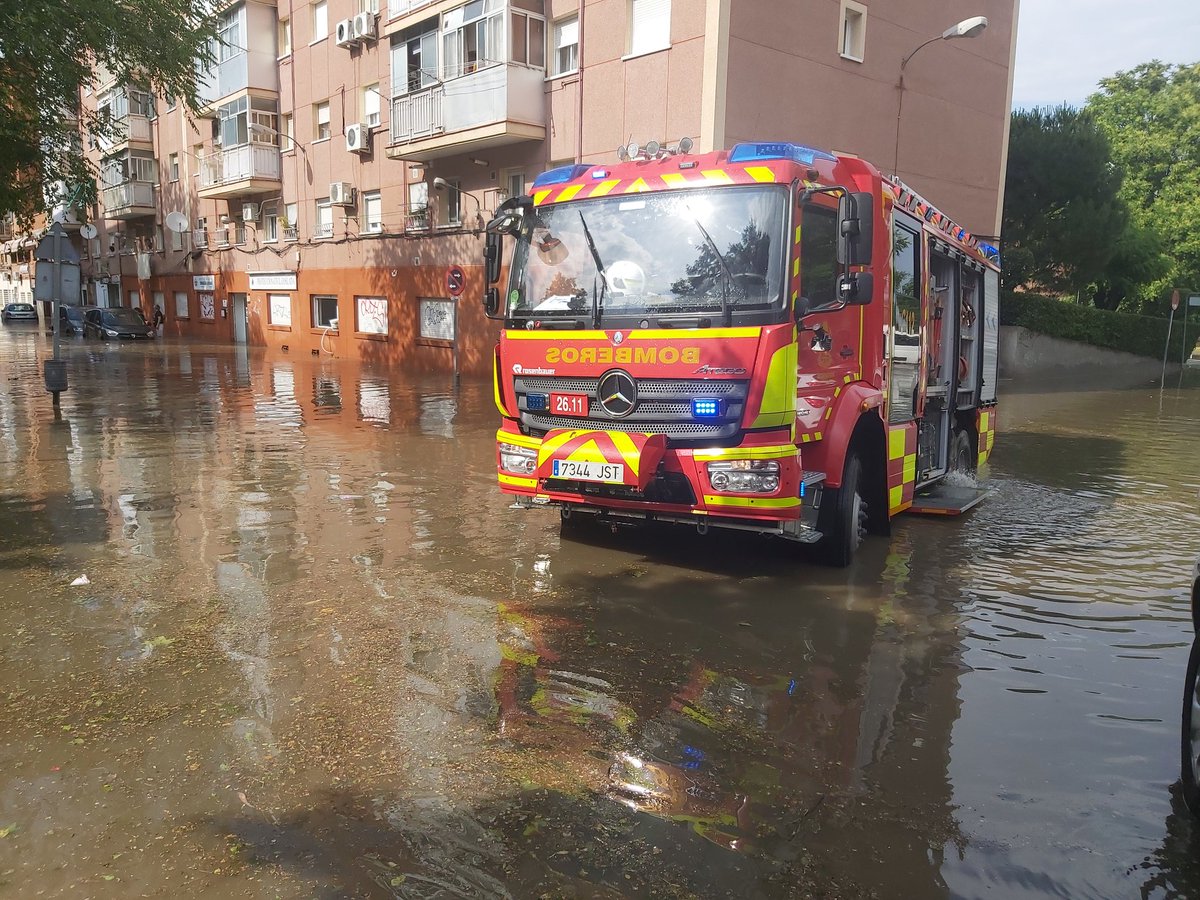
[728,142,837,166]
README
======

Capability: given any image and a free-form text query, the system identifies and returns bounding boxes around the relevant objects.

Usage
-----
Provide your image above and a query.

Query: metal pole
[52,227,62,363]
[452,298,460,388]
[1182,301,1191,368]
[1162,306,1175,385]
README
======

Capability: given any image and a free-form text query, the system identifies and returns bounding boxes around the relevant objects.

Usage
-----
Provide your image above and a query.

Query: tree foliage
[1088,61,1200,313]
[1000,106,1127,295]
[0,0,219,222]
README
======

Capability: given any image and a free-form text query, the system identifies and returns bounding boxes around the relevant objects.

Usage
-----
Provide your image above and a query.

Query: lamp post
[892,16,988,178]
[432,177,483,231]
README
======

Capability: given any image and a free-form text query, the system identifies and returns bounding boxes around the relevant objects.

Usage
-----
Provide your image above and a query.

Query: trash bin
[43,359,68,395]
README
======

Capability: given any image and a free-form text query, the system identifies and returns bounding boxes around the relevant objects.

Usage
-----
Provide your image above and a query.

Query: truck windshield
[507,185,788,323]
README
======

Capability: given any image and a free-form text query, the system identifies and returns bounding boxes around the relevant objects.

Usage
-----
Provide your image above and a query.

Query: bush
[1000,291,1192,360]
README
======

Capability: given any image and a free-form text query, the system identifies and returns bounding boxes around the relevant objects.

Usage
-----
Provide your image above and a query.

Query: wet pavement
[1,322,1199,898]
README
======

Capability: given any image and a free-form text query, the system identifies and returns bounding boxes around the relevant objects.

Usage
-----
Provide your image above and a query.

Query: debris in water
[70,575,90,586]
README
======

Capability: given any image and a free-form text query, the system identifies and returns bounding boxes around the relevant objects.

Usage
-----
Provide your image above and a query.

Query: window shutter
[629,0,670,56]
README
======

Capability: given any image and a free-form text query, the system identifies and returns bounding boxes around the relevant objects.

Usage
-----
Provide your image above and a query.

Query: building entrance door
[232,293,247,343]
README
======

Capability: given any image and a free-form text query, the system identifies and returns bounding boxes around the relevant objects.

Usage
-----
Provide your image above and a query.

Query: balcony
[386,62,545,162]
[197,144,281,199]
[193,229,209,249]
[102,181,156,220]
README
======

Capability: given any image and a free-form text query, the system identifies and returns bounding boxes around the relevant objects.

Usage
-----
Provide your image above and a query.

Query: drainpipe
[574,0,584,164]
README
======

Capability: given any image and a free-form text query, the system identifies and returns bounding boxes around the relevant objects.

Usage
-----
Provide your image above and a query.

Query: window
[314,198,332,238]
[217,7,243,62]
[166,91,176,111]
[358,0,379,13]
[436,177,461,227]
[278,16,292,56]
[889,220,921,423]
[393,29,439,95]
[441,0,504,80]
[281,114,294,151]
[362,83,381,127]
[154,226,164,252]
[628,0,670,57]
[799,204,838,309]
[263,208,279,242]
[284,202,298,240]
[356,296,388,335]
[839,0,867,62]
[174,291,189,318]
[363,191,382,233]
[314,101,330,141]
[312,295,339,328]
[269,294,292,326]
[218,96,249,147]
[170,227,184,251]
[312,0,328,41]
[129,290,140,308]
[169,153,179,182]
[511,10,546,67]
[504,171,525,202]
[192,144,203,175]
[551,16,578,75]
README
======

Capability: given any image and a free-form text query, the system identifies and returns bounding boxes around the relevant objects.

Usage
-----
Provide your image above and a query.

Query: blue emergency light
[728,142,837,166]
[526,393,548,411]
[692,398,722,418]
[531,164,594,189]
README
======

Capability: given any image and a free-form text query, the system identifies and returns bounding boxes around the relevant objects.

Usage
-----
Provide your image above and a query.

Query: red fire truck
[481,141,999,565]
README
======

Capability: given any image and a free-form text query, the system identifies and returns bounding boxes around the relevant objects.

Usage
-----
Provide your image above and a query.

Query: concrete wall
[999,325,1176,379]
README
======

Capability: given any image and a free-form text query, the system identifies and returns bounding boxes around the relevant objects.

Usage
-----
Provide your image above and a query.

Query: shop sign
[249,271,297,291]
[193,274,215,291]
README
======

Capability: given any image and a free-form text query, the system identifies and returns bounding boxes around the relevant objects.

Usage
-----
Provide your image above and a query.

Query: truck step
[908,482,993,516]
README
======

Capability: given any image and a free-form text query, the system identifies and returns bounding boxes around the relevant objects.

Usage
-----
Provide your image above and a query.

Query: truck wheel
[950,429,975,475]
[815,452,866,567]
[1181,636,1200,817]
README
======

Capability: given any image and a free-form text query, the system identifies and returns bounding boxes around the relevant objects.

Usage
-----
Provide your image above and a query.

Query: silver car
[1181,555,1200,815]
[1,302,38,322]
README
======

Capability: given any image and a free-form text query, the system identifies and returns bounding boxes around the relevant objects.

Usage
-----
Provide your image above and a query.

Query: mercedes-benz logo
[597,369,637,419]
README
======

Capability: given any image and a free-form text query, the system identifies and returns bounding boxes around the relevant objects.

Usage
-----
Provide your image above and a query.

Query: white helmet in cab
[604,260,646,297]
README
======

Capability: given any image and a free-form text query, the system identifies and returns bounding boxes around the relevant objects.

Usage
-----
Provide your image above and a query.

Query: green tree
[0,0,219,221]
[1001,106,1128,295]
[1088,62,1200,313]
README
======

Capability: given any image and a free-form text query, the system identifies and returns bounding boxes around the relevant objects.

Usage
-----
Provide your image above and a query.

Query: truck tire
[1181,635,1200,817]
[950,429,975,475]
[815,452,866,568]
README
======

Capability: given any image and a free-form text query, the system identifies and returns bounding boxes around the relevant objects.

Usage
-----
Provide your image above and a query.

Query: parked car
[1180,554,1200,816]
[83,307,153,340]
[59,304,93,335]
[1,302,38,323]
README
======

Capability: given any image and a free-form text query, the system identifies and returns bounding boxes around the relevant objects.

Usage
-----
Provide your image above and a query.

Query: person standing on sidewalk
[152,304,165,337]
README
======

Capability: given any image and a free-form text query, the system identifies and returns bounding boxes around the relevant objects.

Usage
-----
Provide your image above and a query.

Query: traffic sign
[1171,289,1180,310]
[1190,295,1200,308]
[446,265,466,297]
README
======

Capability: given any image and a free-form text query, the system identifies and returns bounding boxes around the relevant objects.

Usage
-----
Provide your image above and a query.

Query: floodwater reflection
[0,332,1198,898]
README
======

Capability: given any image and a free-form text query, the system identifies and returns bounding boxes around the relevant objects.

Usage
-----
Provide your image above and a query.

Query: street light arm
[900,34,944,71]
[432,177,483,230]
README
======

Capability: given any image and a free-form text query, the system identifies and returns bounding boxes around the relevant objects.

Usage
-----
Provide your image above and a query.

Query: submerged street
[1,325,1199,898]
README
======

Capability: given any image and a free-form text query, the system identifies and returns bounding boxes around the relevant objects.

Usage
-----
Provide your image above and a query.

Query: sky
[1011,0,1200,109]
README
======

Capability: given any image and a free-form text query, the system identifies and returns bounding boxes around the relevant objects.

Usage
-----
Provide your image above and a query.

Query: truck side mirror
[838,271,873,305]
[484,287,500,318]
[484,233,502,285]
[836,191,875,266]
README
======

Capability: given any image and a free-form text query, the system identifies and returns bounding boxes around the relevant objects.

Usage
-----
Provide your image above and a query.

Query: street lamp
[432,177,483,231]
[892,16,988,177]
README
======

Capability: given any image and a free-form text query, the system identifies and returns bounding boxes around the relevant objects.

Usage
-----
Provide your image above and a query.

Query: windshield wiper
[577,211,607,328]
[687,211,739,327]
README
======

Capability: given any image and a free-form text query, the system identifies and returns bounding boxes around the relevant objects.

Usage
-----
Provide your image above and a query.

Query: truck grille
[514,376,749,442]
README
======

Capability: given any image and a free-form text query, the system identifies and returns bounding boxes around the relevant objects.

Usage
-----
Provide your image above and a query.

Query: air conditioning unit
[345,123,370,154]
[334,18,356,47]
[352,11,376,42]
[241,202,260,222]
[329,182,356,206]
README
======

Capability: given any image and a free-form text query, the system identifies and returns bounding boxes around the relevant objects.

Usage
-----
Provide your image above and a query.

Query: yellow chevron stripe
[744,166,775,183]
[556,184,584,202]
[590,179,621,197]
[498,474,538,489]
[607,431,642,477]
[661,173,689,188]
[625,178,650,194]
[701,169,733,185]
[533,189,552,205]
[693,445,798,462]
[497,429,541,450]
[703,495,801,509]
[504,331,609,340]
[627,327,760,340]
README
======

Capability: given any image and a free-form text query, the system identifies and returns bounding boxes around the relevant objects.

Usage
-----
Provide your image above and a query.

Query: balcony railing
[198,144,282,190]
[193,229,209,249]
[102,181,156,218]
[282,226,298,241]
[313,222,333,239]
[388,0,434,18]
[404,204,432,234]
[389,62,545,153]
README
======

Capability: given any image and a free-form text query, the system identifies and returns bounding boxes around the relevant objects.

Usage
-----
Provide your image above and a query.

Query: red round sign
[446,265,466,297]
[1172,289,1181,311]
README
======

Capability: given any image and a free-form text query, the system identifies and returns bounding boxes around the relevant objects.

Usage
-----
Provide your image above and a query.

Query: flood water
[1,323,1199,899]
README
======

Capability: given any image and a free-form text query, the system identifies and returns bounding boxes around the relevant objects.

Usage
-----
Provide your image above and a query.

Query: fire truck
[481,140,999,565]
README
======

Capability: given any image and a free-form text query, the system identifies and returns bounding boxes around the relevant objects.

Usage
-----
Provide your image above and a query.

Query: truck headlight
[499,442,537,475]
[706,459,781,494]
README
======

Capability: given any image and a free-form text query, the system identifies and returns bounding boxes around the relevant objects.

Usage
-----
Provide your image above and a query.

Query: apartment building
[59,0,1017,375]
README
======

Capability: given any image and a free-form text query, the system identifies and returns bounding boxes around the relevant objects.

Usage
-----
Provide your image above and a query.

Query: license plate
[552,459,625,483]
[550,392,588,416]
